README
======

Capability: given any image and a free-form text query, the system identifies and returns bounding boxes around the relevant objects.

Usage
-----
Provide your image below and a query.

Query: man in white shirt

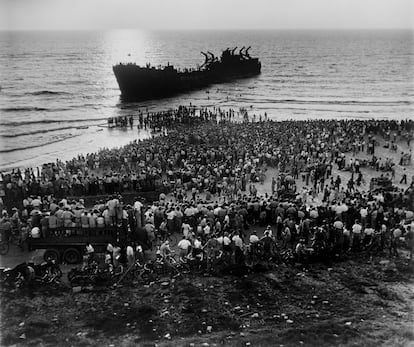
[31,196,42,210]
[360,206,368,228]
[232,232,244,264]
[177,237,192,259]
[352,219,362,251]
[249,230,260,244]
[134,198,143,228]
[126,244,135,268]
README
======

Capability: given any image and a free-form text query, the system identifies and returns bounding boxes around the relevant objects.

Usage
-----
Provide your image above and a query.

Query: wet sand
[0,126,152,172]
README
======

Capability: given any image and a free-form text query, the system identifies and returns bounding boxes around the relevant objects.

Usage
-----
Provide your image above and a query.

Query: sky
[1,0,413,31]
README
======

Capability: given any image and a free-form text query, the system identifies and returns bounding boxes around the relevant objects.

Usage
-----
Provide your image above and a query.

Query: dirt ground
[0,254,413,347]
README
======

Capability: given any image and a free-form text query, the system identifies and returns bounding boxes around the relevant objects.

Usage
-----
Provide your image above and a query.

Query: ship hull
[113,59,261,100]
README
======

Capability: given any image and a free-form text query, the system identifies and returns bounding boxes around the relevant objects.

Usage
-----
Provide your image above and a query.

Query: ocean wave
[0,133,82,154]
[0,106,69,112]
[234,98,412,107]
[29,90,70,96]
[1,125,88,138]
[0,117,108,127]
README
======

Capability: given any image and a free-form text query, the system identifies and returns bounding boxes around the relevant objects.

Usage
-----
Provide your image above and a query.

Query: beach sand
[0,126,152,172]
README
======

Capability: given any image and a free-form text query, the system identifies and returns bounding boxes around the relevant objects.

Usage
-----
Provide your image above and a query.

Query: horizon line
[0,27,413,32]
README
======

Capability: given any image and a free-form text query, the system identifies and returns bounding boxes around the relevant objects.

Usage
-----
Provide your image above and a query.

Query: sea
[0,30,413,171]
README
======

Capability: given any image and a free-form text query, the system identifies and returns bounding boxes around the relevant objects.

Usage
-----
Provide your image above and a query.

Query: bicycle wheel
[0,242,9,255]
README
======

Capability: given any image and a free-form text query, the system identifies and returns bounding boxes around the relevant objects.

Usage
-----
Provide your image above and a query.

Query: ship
[113,46,261,100]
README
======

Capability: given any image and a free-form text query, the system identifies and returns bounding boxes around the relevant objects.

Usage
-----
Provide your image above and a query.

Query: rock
[124,303,129,307]
[345,321,352,326]
[327,268,333,271]
[310,300,316,305]
[201,343,210,347]
[240,332,246,337]
[19,333,26,339]
[19,322,25,327]
[201,308,208,313]
[322,301,329,304]
[72,286,82,293]
[189,344,195,347]
[161,281,169,287]
[246,343,251,346]
[164,333,171,339]
[251,313,259,318]
[286,320,294,324]
[234,306,241,310]
[313,295,318,299]
[207,325,212,333]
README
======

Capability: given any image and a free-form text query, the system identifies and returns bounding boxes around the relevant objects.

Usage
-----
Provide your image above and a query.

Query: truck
[27,226,134,264]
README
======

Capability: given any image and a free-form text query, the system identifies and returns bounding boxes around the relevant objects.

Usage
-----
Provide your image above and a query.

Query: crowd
[1,107,413,212]
[0,106,413,268]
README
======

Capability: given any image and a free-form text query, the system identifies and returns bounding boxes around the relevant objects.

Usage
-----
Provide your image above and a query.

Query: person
[351,219,363,252]
[85,242,95,263]
[160,240,172,259]
[48,211,58,234]
[261,230,274,259]
[249,230,260,258]
[295,238,306,264]
[192,236,203,259]
[113,244,122,270]
[135,244,145,264]
[182,221,192,239]
[104,251,113,273]
[232,232,244,265]
[30,226,41,239]
[249,230,260,244]
[405,226,414,260]
[62,207,74,228]
[144,221,156,249]
[265,225,273,238]
[281,225,291,249]
[400,169,407,184]
[390,227,402,257]
[159,220,168,240]
[81,211,89,229]
[126,244,135,268]
[0,212,12,241]
[177,236,192,260]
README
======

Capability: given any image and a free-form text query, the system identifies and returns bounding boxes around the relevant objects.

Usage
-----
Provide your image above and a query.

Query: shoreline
[1,108,413,173]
